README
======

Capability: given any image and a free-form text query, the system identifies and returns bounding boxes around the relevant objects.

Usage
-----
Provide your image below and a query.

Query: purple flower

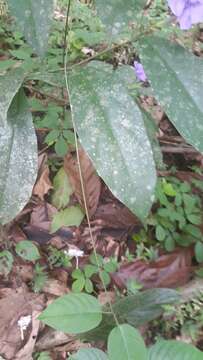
[134,61,147,82]
[168,0,203,30]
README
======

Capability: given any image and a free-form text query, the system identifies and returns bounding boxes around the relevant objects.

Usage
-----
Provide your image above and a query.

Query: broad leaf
[68,61,156,221]
[51,206,84,232]
[140,36,203,153]
[15,240,40,261]
[0,69,38,224]
[108,324,148,360]
[83,288,179,342]
[149,340,203,360]
[71,348,108,360]
[95,0,145,38]
[52,167,73,209]
[7,0,54,56]
[39,293,102,333]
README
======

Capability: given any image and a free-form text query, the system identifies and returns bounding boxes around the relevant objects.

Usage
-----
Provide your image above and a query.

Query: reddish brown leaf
[93,203,139,229]
[33,154,52,200]
[112,248,192,289]
[64,148,101,218]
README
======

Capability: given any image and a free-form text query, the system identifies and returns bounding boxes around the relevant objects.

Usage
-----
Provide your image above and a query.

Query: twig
[161,146,197,154]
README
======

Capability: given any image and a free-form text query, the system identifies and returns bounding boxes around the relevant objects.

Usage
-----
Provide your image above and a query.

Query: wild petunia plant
[1,1,203,357]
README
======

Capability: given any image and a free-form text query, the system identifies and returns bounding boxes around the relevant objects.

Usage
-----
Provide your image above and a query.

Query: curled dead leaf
[112,248,192,290]
[64,148,101,218]
[33,154,52,200]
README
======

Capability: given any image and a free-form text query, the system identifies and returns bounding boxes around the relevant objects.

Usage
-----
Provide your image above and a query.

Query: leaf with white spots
[0,69,38,224]
[95,0,145,38]
[7,0,54,56]
[140,36,203,153]
[68,61,156,221]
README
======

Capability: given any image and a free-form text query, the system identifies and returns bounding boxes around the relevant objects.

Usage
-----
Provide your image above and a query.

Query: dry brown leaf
[112,247,192,290]
[33,154,52,200]
[0,291,45,359]
[35,329,74,352]
[93,203,139,229]
[64,148,101,218]
[42,279,69,297]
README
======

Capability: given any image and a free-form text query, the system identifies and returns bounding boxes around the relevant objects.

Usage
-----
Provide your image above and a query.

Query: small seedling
[32,263,48,293]
[47,246,71,268]
[134,176,203,263]
[89,253,119,287]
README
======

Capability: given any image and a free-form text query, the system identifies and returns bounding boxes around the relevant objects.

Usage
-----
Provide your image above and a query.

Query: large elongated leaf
[108,324,148,360]
[7,0,54,56]
[39,293,102,334]
[148,340,203,360]
[0,69,37,224]
[95,0,145,37]
[140,36,203,153]
[68,61,156,221]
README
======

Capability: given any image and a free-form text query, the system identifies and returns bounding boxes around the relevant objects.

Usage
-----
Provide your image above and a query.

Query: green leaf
[187,213,202,225]
[0,250,13,276]
[149,340,203,360]
[0,70,38,224]
[39,293,102,333]
[7,0,54,56]
[55,136,69,157]
[195,241,203,263]
[164,235,175,252]
[84,289,180,342]
[162,181,176,197]
[52,168,73,209]
[95,0,145,38]
[16,240,40,261]
[84,264,98,278]
[183,224,202,239]
[37,352,51,360]
[108,324,148,360]
[72,277,86,293]
[85,278,94,293]
[71,348,108,360]
[68,61,156,221]
[140,36,203,153]
[100,270,111,286]
[72,268,84,279]
[90,253,103,267]
[51,206,84,232]
[155,225,166,242]
[142,110,164,170]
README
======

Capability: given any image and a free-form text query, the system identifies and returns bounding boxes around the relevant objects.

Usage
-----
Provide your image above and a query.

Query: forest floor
[1,1,203,359]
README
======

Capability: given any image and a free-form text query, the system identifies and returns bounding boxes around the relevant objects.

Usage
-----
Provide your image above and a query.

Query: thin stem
[61,0,71,121]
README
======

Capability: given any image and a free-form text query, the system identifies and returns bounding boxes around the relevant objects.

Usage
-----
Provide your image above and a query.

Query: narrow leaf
[0,70,38,224]
[7,0,54,56]
[140,36,203,153]
[95,0,145,37]
[68,61,156,221]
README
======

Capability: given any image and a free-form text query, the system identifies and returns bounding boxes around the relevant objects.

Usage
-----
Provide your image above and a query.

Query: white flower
[67,248,84,258]
[17,315,32,340]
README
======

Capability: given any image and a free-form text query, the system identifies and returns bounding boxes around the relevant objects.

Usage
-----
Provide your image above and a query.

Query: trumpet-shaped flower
[134,61,147,82]
[168,0,203,29]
